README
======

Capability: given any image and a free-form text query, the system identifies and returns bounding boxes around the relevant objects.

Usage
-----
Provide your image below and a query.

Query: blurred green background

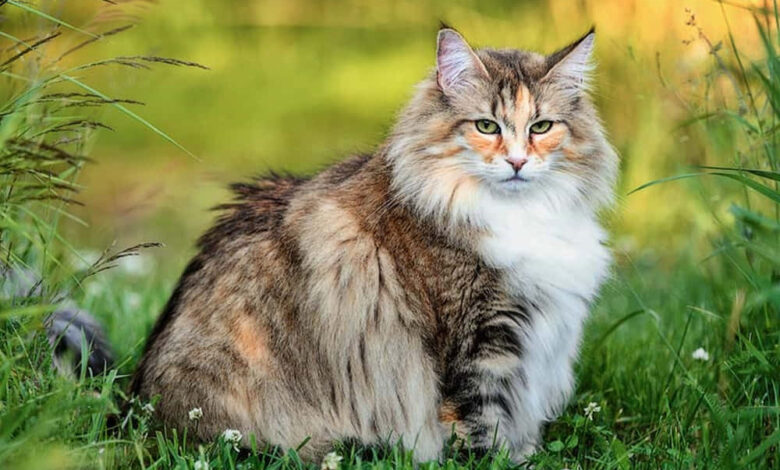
[5,0,769,271]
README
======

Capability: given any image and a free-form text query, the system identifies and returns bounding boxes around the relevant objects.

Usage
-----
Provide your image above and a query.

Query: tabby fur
[131,26,617,462]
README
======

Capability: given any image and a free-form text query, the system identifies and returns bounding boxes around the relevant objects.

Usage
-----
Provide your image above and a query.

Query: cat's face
[390,28,616,221]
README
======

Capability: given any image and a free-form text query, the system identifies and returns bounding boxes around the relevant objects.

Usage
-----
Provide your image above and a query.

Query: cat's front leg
[438,396,540,463]
[438,369,537,461]
[437,395,494,458]
[438,309,543,462]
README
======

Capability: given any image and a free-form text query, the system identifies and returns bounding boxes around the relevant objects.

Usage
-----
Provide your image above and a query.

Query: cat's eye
[529,120,553,134]
[475,119,500,135]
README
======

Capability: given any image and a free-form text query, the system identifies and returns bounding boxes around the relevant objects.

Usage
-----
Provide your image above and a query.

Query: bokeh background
[5,0,770,267]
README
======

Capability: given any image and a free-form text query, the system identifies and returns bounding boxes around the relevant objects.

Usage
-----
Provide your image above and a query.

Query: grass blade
[60,74,198,160]
[6,1,98,38]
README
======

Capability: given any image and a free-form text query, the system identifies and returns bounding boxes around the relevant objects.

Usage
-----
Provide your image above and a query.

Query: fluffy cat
[131,26,617,462]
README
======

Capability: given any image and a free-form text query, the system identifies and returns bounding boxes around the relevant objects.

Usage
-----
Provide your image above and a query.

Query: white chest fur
[476,196,610,302]
[473,194,611,453]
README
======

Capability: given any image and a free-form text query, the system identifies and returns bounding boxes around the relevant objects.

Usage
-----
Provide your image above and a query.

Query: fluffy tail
[3,266,113,376]
[45,307,114,376]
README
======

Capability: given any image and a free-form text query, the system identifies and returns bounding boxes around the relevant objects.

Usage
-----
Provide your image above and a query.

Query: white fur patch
[473,190,610,455]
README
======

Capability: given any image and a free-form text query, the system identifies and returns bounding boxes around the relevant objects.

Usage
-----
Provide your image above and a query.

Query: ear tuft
[545,28,596,92]
[436,29,489,95]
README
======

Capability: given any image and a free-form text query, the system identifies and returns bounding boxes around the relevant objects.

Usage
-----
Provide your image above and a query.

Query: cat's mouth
[501,174,529,183]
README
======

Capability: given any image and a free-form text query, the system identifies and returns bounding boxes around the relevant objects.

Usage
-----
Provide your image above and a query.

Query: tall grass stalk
[627,3,779,468]
[0,3,201,468]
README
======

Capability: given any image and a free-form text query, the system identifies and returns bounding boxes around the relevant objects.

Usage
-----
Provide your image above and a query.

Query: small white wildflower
[584,402,601,421]
[98,448,105,455]
[194,460,209,470]
[222,429,243,451]
[321,451,343,470]
[125,292,142,309]
[120,254,152,276]
[692,347,710,361]
[85,280,105,297]
[141,402,155,414]
[188,407,203,421]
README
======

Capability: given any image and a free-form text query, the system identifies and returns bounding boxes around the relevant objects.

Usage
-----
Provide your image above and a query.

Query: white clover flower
[141,402,155,415]
[321,451,343,470]
[189,407,203,421]
[584,402,601,421]
[223,429,243,451]
[692,347,710,361]
[194,460,209,470]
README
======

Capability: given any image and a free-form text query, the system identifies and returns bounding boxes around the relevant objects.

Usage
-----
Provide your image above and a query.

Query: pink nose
[505,157,528,172]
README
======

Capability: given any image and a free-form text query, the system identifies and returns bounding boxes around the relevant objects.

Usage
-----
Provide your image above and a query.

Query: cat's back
[134,155,377,370]
[131,170,306,400]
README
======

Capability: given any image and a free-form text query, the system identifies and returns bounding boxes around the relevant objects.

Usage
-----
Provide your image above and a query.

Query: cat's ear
[436,28,489,95]
[544,28,596,92]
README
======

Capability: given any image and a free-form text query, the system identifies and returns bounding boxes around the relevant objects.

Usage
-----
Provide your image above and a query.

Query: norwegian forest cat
[130,26,617,462]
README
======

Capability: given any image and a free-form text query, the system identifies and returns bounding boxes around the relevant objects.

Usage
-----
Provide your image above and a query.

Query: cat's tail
[45,307,114,377]
[2,266,114,376]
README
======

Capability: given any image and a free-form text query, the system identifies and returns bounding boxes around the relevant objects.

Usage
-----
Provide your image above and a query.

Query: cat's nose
[505,157,528,172]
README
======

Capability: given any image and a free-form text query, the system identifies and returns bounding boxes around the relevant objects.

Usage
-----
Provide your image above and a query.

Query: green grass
[2,245,776,469]
[1,1,778,469]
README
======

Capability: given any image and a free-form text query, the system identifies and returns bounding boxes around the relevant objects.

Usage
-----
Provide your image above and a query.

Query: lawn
[1,1,778,469]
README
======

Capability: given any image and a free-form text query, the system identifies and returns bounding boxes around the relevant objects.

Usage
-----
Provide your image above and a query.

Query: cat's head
[388,27,617,224]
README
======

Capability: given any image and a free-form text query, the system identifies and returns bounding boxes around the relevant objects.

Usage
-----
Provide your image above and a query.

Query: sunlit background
[4,0,772,271]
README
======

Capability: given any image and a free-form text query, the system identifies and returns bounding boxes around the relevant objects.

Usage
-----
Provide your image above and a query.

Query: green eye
[529,120,553,134]
[475,119,500,135]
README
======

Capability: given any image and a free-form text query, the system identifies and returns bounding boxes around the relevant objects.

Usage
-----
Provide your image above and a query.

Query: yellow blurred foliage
[2,0,774,266]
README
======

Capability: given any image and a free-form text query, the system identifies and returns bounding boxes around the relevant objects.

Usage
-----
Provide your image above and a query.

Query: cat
[128,26,617,463]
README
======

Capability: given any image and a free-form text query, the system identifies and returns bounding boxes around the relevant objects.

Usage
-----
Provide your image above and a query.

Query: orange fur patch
[438,400,459,424]
[514,84,534,131]
[465,132,507,163]
[437,146,465,159]
[233,314,271,367]
[527,124,567,160]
